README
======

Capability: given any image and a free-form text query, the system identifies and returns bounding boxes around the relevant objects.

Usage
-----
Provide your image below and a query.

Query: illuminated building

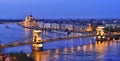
[86,24,92,32]
[23,15,38,27]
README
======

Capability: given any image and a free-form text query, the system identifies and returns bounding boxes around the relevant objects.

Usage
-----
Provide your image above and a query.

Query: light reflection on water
[33,40,120,61]
[24,28,31,37]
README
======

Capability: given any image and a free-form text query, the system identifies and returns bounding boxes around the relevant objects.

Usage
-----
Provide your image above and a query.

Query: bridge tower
[32,30,43,51]
[96,26,105,41]
[23,15,38,27]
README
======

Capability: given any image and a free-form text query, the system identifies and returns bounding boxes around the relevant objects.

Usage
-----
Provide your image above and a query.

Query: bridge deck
[0,35,95,49]
[0,33,120,49]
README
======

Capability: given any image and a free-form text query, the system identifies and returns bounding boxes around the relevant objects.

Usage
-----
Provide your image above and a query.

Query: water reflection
[33,40,120,61]
[77,46,81,51]
[33,51,48,61]
[24,28,31,36]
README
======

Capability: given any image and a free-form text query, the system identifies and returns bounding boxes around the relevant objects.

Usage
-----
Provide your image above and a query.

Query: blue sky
[0,0,120,19]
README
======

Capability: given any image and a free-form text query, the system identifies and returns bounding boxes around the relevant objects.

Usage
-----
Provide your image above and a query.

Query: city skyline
[0,0,120,19]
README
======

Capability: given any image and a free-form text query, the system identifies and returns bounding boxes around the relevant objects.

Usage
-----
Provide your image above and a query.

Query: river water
[0,23,120,61]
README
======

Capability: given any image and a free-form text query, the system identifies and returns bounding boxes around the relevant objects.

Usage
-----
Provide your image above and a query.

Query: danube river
[0,23,120,61]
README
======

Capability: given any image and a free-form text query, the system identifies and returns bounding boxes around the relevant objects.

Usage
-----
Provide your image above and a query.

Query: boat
[6,25,10,29]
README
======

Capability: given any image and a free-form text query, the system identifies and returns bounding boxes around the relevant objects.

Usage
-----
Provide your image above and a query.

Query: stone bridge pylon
[32,30,43,51]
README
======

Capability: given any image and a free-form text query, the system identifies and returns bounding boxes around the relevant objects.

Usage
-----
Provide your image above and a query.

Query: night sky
[0,0,120,19]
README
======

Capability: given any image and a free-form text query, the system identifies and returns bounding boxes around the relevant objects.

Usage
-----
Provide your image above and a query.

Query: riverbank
[0,51,34,61]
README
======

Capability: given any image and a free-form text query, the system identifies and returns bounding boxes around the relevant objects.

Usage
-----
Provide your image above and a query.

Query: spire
[29,13,34,20]
[29,14,33,17]
[29,12,33,17]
